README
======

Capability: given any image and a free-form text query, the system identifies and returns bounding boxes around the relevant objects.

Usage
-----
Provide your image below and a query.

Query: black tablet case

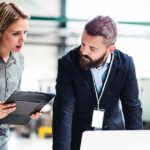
[0,91,55,125]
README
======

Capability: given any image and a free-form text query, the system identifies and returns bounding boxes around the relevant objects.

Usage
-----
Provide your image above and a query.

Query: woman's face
[0,18,29,52]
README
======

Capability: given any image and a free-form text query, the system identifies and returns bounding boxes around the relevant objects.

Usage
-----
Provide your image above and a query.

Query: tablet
[0,91,55,125]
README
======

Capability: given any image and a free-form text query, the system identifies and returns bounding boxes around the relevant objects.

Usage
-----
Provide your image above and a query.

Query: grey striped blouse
[0,52,24,144]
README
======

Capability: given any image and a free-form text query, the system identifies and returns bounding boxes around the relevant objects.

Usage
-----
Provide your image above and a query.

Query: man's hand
[0,102,16,119]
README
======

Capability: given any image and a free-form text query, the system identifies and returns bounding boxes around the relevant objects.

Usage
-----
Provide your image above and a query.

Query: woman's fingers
[0,103,16,119]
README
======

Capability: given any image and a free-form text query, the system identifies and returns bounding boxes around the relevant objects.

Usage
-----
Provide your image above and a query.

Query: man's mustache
[80,53,90,60]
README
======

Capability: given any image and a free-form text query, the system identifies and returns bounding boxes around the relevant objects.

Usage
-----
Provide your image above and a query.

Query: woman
[0,2,40,149]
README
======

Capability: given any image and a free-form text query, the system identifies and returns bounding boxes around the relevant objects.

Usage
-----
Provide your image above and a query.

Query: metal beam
[30,16,150,26]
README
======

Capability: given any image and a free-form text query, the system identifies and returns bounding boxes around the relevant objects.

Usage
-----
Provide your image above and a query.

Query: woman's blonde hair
[0,2,29,32]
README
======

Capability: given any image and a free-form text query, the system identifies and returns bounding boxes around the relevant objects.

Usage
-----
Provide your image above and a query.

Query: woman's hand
[30,112,43,120]
[0,102,16,119]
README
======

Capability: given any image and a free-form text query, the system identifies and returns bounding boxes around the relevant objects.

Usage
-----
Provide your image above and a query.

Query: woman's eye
[12,32,19,36]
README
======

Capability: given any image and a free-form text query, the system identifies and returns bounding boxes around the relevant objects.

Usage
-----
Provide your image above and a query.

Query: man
[52,16,143,150]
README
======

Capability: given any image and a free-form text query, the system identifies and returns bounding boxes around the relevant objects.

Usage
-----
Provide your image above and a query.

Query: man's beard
[79,51,107,70]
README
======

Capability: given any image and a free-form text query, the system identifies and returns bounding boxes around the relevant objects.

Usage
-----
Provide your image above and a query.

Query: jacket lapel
[80,69,96,97]
[100,52,118,107]
[76,48,96,97]
[105,53,118,88]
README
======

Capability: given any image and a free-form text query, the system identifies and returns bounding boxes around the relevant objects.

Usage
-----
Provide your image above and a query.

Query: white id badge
[91,109,105,128]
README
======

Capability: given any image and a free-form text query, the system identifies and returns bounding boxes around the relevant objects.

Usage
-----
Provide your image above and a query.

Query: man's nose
[81,46,89,56]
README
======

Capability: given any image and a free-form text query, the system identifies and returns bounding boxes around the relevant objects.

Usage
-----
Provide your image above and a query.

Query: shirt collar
[105,53,111,64]
[9,52,16,64]
[0,52,14,64]
[96,53,111,70]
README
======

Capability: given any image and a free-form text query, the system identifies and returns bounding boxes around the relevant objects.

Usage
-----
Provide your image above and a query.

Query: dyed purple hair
[84,16,117,46]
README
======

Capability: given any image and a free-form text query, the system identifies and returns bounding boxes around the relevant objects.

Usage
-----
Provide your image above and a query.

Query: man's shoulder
[114,49,132,64]
[60,46,80,63]
[115,49,131,58]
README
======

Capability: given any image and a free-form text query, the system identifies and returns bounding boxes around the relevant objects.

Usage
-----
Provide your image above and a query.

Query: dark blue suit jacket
[53,47,143,150]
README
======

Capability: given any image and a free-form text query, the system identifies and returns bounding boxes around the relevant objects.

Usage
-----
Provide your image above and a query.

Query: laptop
[80,130,150,150]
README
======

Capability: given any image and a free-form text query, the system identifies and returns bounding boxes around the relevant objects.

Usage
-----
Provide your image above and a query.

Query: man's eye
[90,47,97,51]
[24,31,28,34]
[81,42,85,46]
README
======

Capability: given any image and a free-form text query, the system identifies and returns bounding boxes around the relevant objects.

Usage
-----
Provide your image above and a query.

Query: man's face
[79,30,114,70]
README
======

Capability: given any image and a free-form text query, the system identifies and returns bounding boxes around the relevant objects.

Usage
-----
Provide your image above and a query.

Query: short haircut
[84,16,117,46]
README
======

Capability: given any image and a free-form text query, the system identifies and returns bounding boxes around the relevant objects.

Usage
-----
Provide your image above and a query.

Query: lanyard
[92,52,114,110]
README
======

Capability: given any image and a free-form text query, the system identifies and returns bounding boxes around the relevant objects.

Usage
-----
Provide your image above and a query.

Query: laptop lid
[80,130,150,150]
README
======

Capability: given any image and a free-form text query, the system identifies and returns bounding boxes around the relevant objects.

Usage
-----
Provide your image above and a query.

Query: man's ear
[109,45,116,53]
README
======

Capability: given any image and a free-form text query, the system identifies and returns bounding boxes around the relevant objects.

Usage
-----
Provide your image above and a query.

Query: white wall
[21,45,58,93]
[0,0,61,16]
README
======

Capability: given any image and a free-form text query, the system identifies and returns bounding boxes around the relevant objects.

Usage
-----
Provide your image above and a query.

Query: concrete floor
[8,132,52,150]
